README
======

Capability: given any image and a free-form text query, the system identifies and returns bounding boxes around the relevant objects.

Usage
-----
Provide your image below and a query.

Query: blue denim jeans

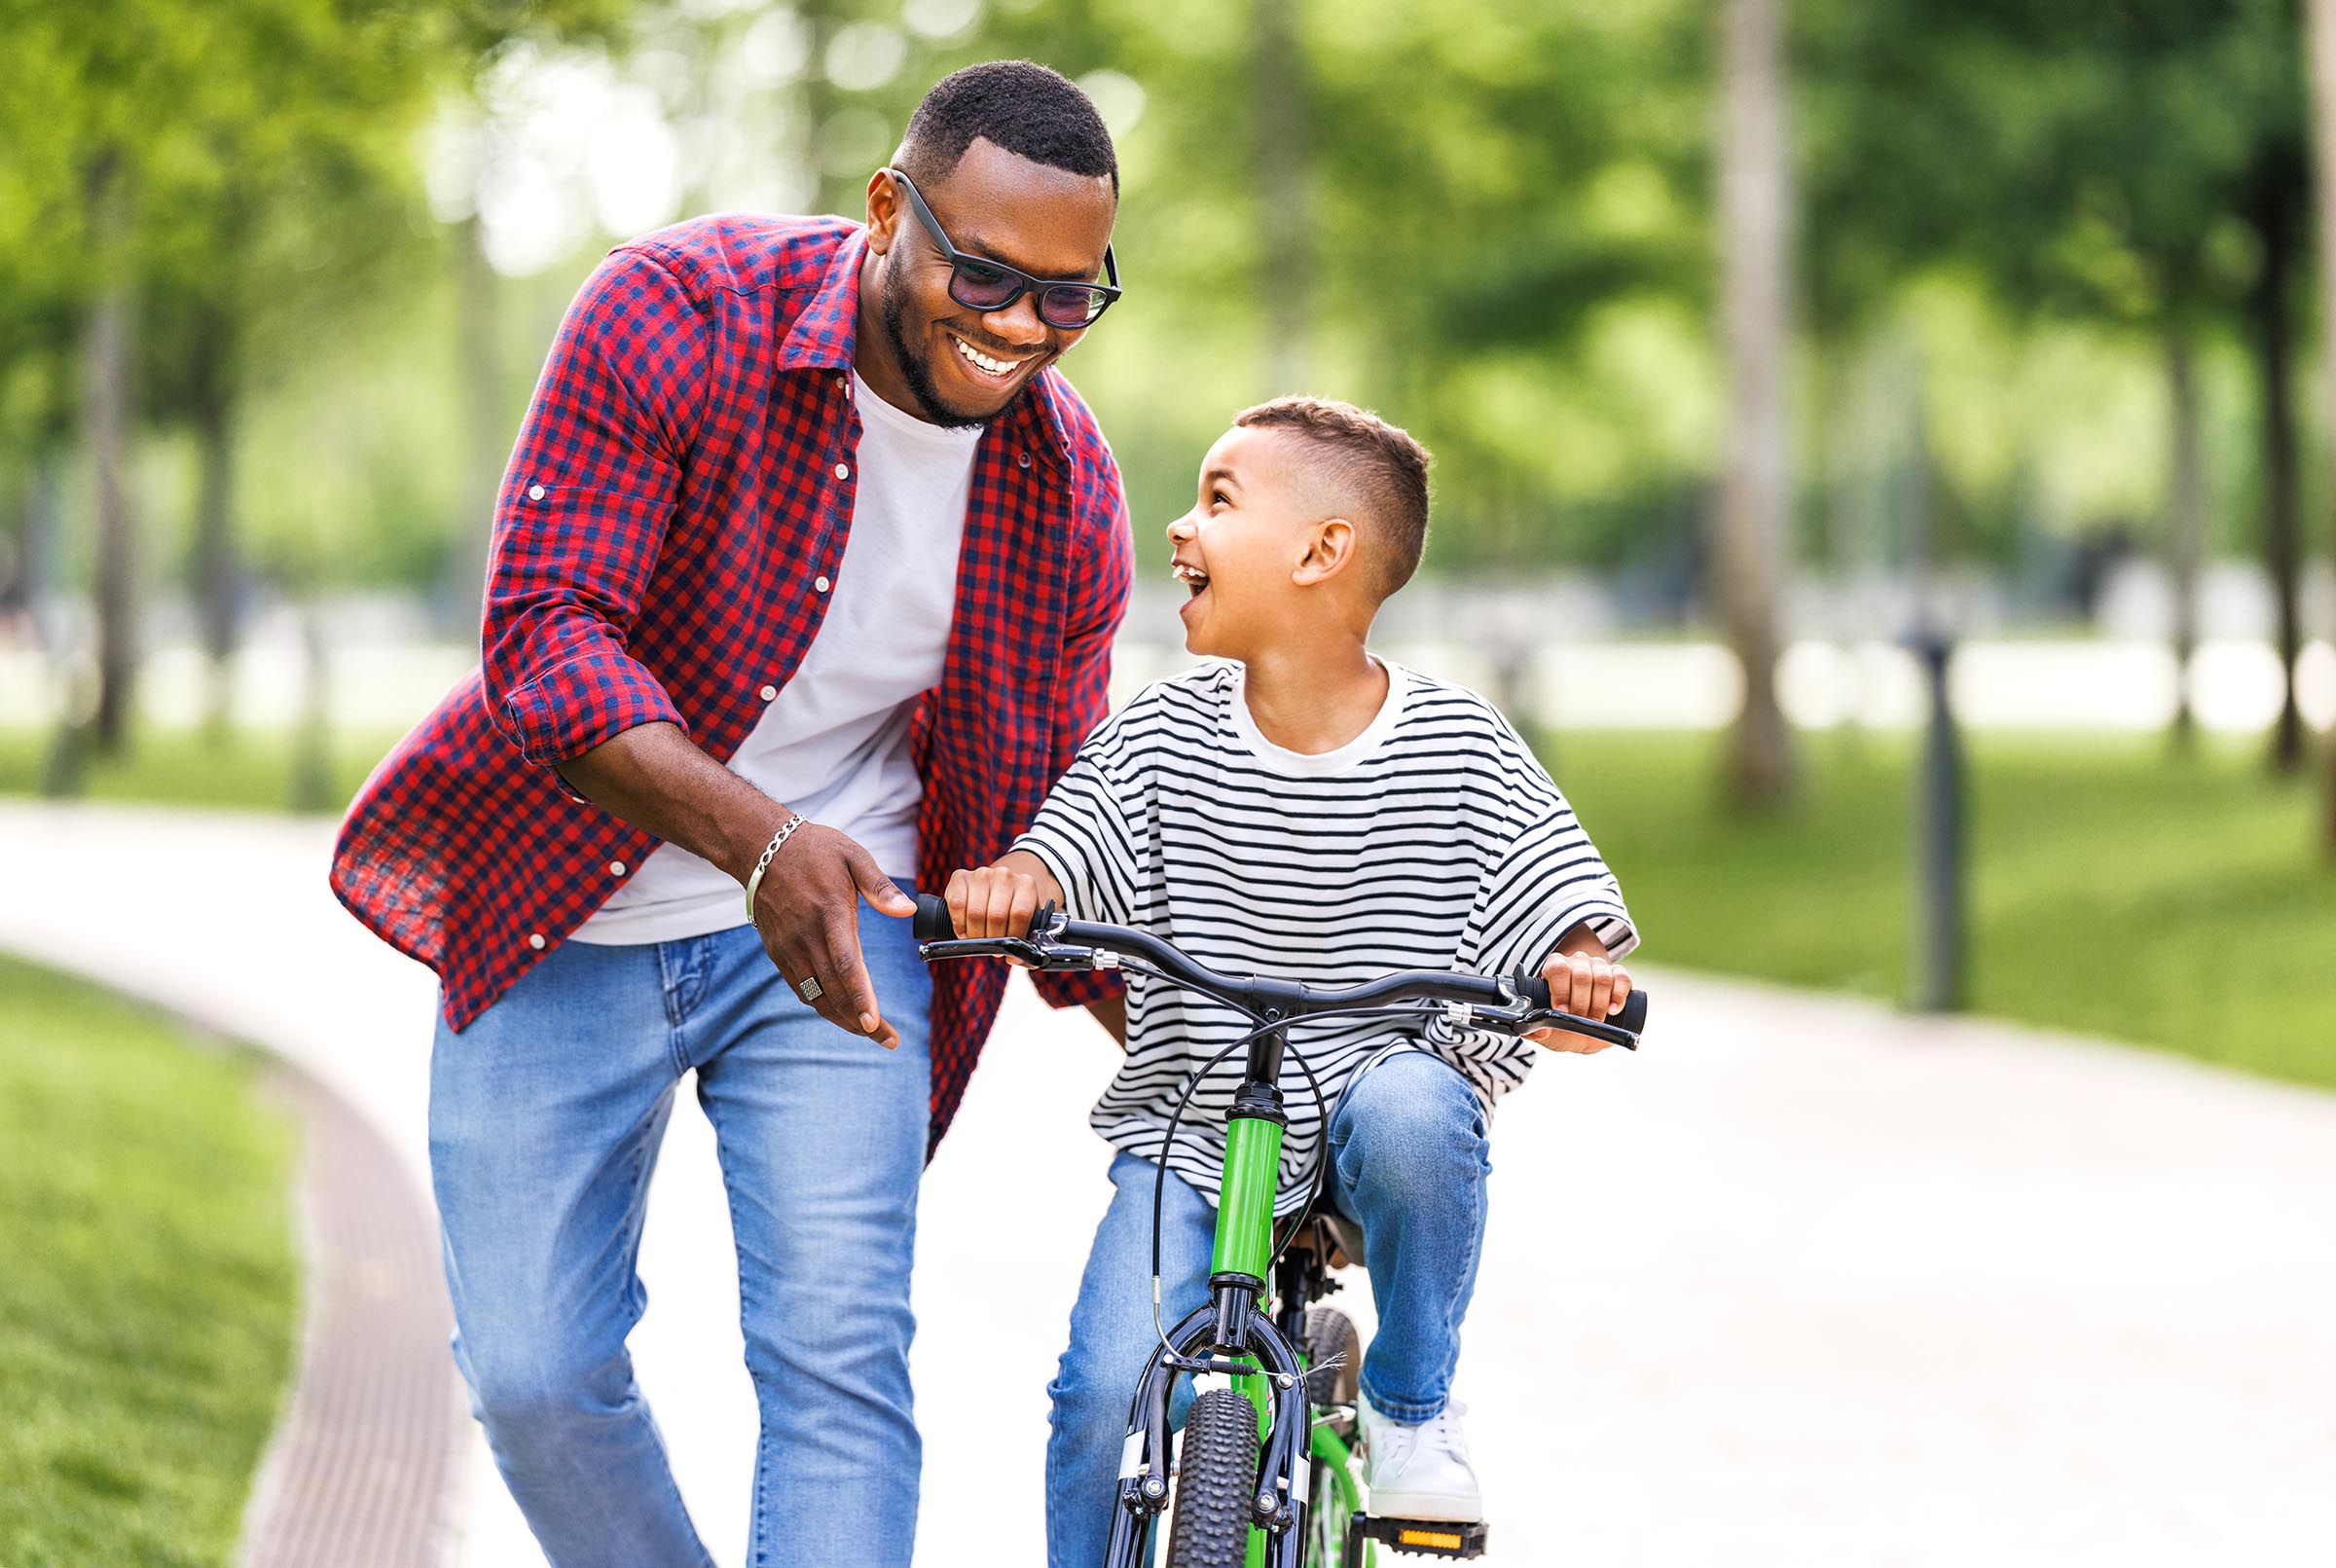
[428,904,932,1568]
[1044,1049,1491,1568]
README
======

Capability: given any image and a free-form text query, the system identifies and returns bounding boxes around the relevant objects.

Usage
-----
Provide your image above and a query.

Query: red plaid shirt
[331,214,1130,1147]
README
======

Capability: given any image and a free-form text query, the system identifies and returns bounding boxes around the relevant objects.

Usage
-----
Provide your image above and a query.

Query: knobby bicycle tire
[1168,1387,1261,1568]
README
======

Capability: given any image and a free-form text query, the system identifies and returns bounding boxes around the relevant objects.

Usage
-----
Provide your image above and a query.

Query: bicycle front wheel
[1168,1387,1260,1568]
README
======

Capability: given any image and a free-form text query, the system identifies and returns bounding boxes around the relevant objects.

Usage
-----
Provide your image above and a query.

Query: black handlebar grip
[912,893,957,942]
[1614,986,1650,1035]
[1521,975,1651,1036]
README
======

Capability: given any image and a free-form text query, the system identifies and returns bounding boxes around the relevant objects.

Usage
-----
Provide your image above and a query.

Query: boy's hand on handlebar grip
[1527,944,1632,1054]
[942,852,1065,966]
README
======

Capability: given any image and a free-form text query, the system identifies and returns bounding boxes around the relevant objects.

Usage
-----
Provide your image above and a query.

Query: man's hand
[942,850,1065,948]
[749,821,917,1048]
[557,721,914,1049]
[1527,926,1631,1055]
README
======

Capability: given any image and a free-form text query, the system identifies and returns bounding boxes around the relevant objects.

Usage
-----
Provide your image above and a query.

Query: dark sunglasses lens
[1039,286,1111,328]
[950,259,1021,310]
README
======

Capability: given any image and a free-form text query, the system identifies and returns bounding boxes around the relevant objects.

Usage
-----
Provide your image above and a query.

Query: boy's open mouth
[1171,562,1210,599]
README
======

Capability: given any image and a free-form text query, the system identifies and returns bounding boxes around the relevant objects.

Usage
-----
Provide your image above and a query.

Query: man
[331,61,1131,1568]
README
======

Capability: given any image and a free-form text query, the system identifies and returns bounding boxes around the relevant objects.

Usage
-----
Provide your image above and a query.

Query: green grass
[1555,728,2336,1090]
[0,724,405,815]
[0,958,300,1568]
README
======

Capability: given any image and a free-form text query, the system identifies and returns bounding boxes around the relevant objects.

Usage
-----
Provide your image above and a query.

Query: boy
[945,397,1636,1564]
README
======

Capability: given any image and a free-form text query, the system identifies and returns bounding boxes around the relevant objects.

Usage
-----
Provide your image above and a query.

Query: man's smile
[947,330,1036,387]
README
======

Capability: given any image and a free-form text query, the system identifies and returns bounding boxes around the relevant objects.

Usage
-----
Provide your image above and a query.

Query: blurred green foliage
[0,0,2319,603]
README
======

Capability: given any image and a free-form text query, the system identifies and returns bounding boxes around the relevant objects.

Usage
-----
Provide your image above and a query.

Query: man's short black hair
[896,60,1119,197]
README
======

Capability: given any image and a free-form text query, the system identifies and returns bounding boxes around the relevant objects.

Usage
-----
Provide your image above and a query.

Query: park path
[1,798,2331,1566]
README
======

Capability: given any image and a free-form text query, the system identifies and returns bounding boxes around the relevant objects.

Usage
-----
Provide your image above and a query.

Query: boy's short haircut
[1234,396,1431,602]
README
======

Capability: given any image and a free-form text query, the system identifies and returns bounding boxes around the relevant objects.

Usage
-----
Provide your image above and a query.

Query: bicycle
[913,893,1649,1567]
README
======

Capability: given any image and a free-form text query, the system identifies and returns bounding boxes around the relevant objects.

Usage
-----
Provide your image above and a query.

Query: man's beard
[879,262,1019,431]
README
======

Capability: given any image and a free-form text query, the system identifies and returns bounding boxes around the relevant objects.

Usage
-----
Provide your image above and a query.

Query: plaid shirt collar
[781,228,1075,478]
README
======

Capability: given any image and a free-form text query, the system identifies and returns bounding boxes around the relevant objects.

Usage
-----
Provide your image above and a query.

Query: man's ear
[1293,518,1359,587]
[864,169,902,255]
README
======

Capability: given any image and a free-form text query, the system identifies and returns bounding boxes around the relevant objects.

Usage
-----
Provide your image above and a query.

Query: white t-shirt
[1014,660,1638,1213]
[572,371,980,946]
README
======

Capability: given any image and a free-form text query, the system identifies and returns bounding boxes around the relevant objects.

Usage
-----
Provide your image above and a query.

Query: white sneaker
[1360,1393,1483,1522]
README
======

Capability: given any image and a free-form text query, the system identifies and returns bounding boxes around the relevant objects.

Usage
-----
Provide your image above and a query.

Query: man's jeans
[1044,1050,1491,1568]
[428,904,932,1568]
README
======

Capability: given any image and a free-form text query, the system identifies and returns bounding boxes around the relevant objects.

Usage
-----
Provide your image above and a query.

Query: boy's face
[1165,425,1318,660]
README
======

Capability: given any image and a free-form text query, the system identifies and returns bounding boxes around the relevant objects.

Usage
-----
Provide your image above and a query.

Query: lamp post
[1901,353,1966,1014]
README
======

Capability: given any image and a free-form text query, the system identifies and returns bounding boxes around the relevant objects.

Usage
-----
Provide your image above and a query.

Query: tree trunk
[86,154,138,756]
[288,601,335,814]
[1714,0,1797,805]
[15,453,60,653]
[445,213,503,645]
[2306,0,2336,853]
[2245,159,2306,773]
[193,349,239,742]
[2164,317,2206,750]
[1254,0,1310,391]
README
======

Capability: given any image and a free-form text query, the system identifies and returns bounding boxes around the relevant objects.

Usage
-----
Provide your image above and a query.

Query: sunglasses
[886,167,1121,331]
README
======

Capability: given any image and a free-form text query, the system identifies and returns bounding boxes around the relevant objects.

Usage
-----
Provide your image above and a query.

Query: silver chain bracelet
[743,813,809,925]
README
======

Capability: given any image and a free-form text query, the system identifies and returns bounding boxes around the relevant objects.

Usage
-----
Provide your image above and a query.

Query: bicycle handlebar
[912,893,1648,1047]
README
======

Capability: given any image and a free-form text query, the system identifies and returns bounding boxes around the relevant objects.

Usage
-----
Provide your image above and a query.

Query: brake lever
[1476,1005,1639,1050]
[915,936,1117,972]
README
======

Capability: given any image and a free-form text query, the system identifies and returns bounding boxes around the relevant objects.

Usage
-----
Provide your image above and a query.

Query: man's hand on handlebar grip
[942,851,1066,964]
[1528,927,1632,1054]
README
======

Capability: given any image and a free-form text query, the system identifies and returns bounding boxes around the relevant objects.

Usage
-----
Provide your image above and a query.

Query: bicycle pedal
[1347,1513,1488,1559]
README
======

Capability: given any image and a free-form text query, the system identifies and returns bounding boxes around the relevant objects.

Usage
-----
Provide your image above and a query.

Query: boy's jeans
[428,905,931,1568]
[1045,1050,1490,1568]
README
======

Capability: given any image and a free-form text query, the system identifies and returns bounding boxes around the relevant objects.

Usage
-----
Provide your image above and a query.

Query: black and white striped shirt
[1015,660,1637,1215]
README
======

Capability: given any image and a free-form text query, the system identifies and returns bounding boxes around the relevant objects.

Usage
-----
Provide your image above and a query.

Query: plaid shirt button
[528,484,545,499]
[1016,451,1031,469]
[815,574,831,593]
[528,932,546,950]
[834,462,850,480]
[759,683,779,701]
[608,860,626,877]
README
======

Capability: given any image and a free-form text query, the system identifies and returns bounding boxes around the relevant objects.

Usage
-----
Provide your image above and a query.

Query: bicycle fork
[1104,1025,1313,1568]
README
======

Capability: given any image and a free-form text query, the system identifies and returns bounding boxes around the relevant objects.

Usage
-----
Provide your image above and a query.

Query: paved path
[3,800,2332,1566]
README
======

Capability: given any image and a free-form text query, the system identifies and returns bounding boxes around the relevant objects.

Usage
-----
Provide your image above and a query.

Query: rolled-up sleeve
[482,248,707,767]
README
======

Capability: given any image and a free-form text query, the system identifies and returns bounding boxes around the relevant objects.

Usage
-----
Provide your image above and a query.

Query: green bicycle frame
[1211,1115,1286,1280]
[1213,1112,1284,1567]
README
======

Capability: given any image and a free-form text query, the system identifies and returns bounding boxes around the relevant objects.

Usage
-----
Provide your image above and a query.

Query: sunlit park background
[5,0,2336,1562]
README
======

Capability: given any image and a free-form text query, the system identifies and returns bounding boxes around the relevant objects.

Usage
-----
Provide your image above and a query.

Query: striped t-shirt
[1014,659,1637,1215]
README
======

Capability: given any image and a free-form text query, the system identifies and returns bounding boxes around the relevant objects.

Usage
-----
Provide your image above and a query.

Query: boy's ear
[1292,517,1358,587]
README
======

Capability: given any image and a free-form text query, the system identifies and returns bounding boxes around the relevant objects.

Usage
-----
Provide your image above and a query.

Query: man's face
[866,137,1117,428]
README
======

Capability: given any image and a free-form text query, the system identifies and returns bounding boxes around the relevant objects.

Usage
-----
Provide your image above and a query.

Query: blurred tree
[133,0,447,738]
[944,0,1714,575]
[2240,139,2313,774]
[2309,0,2336,856]
[0,0,214,753]
[1253,0,1312,389]
[1800,0,2308,761]
[1715,0,1797,805]
[426,0,633,635]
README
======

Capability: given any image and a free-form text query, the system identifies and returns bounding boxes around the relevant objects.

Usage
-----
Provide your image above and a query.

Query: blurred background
[4,1,2335,1563]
